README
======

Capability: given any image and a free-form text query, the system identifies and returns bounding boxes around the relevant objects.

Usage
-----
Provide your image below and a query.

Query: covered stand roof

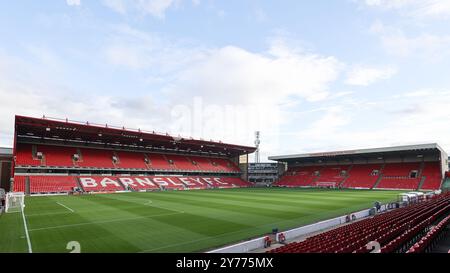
[15,115,256,157]
[269,143,447,164]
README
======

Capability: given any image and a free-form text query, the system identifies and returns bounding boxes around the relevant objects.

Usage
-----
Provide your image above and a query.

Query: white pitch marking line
[21,206,33,253]
[56,202,75,213]
[143,200,185,214]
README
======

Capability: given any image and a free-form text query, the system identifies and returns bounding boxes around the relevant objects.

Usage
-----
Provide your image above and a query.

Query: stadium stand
[115,151,149,169]
[268,193,450,253]
[276,162,442,190]
[15,175,250,193]
[74,148,115,168]
[37,145,77,167]
[15,144,41,166]
[14,144,241,173]
[164,154,198,171]
[376,162,421,190]
[312,165,349,187]
[274,166,320,187]
[376,177,421,190]
[341,164,382,189]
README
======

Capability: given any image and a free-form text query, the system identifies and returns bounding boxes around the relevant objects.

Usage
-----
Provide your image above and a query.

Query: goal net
[5,192,25,213]
[316,182,337,189]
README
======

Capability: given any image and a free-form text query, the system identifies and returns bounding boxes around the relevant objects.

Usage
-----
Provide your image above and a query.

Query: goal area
[5,192,25,213]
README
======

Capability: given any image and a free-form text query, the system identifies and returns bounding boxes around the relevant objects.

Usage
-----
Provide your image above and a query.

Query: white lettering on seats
[179,177,195,186]
[100,178,120,187]
[152,177,168,186]
[167,177,183,186]
[118,177,135,187]
[203,177,213,185]
[214,177,227,185]
[79,177,98,188]
[135,177,156,187]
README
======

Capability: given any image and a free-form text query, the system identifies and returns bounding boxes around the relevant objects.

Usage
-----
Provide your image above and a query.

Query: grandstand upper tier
[10,115,256,194]
[270,144,449,191]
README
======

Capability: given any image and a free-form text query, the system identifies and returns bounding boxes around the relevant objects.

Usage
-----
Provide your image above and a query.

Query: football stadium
[0,115,449,254]
[2,3,450,270]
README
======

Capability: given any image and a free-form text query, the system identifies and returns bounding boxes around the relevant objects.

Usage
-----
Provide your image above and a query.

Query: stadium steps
[417,176,427,191]
[372,163,385,189]
[442,178,450,191]
[112,151,120,168]
[25,177,30,195]
[186,156,200,170]
[308,166,325,186]
[143,153,152,169]
[115,178,128,191]
[76,148,83,165]
[338,165,353,188]
[31,145,37,159]
[372,174,384,189]
[75,177,86,192]
[418,161,425,177]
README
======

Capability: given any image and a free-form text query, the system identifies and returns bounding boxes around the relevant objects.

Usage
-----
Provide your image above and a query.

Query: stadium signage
[308,151,356,157]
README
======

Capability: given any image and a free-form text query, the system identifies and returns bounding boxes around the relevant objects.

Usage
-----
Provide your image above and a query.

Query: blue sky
[1,0,450,161]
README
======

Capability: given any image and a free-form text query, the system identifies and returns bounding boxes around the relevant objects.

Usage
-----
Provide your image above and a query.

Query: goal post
[5,192,25,213]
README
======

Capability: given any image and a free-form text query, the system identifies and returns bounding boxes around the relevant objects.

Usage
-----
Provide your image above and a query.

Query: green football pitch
[0,188,403,253]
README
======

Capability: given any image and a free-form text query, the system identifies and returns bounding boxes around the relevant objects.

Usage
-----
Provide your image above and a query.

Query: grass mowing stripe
[28,211,183,232]
[102,195,185,214]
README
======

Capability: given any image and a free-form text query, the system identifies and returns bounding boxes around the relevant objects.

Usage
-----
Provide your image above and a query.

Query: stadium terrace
[0,115,449,254]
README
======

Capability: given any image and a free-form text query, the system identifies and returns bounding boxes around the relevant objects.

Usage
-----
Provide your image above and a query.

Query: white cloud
[66,0,81,6]
[360,0,450,18]
[168,44,341,105]
[158,38,342,152]
[370,21,450,58]
[102,0,127,14]
[137,0,175,18]
[281,88,450,155]
[101,0,191,18]
[345,65,397,86]
[105,26,342,105]
[104,24,206,72]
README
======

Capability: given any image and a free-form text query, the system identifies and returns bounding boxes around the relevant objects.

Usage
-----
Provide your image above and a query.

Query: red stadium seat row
[406,214,450,253]
[273,166,319,187]
[14,144,239,173]
[29,176,78,193]
[420,162,443,190]
[268,193,450,253]
[341,164,381,189]
[13,176,26,192]
[376,178,420,190]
